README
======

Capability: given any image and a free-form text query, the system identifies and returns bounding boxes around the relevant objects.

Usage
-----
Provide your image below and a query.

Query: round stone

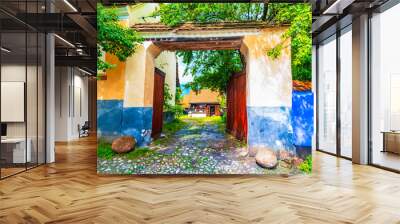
[111,136,136,153]
[255,148,278,169]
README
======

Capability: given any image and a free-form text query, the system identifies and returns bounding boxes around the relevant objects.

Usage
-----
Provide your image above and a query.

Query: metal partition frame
[0,0,48,180]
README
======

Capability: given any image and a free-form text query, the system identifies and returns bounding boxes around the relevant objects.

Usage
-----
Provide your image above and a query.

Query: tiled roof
[293,80,312,91]
[181,89,221,108]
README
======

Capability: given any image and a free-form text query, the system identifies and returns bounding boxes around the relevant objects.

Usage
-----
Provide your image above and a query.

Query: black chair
[78,121,90,138]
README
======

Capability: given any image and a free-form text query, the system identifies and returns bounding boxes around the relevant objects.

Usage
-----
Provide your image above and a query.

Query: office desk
[382,131,400,155]
[1,138,31,163]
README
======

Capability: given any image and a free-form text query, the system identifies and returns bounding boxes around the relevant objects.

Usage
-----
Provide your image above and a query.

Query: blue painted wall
[246,91,314,154]
[97,100,153,146]
[291,91,314,147]
[247,106,295,152]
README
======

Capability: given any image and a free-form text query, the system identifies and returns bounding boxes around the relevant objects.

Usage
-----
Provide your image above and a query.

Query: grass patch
[163,118,187,135]
[298,155,312,174]
[97,141,116,160]
[98,140,156,160]
[153,118,187,146]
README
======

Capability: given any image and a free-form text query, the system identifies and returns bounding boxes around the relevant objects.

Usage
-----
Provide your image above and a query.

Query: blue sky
[177,56,193,95]
[178,56,193,85]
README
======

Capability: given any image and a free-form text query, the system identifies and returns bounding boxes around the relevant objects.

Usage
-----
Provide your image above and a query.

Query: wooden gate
[152,68,165,138]
[226,71,247,141]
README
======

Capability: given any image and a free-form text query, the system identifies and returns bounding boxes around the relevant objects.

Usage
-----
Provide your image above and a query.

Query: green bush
[298,155,312,174]
[221,113,227,123]
[171,105,184,117]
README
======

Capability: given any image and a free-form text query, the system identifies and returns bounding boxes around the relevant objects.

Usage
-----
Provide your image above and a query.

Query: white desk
[1,138,31,163]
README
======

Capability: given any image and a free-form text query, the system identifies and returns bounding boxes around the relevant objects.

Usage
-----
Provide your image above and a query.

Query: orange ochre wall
[97,54,126,101]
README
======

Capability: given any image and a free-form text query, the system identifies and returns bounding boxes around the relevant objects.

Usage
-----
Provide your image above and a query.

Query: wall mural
[97,3,313,175]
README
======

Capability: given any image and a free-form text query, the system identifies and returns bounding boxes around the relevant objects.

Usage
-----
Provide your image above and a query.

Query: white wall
[1,63,46,164]
[155,51,177,106]
[55,67,89,141]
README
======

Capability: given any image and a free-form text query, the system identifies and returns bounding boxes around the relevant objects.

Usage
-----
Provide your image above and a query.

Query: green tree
[180,50,243,93]
[267,4,312,81]
[157,3,311,91]
[97,3,143,73]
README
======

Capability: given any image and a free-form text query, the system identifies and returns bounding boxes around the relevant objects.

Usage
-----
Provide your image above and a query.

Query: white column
[46,33,55,163]
[352,14,369,164]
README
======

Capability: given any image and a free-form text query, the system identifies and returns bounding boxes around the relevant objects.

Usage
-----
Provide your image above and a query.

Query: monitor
[1,123,7,137]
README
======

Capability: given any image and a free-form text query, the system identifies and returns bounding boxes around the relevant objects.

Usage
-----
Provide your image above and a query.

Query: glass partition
[317,35,337,154]
[0,1,46,179]
[1,31,28,177]
[339,26,352,158]
[370,3,400,171]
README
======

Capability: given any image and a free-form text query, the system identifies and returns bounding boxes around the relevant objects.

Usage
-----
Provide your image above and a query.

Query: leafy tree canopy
[179,50,243,93]
[97,3,143,72]
[157,3,311,92]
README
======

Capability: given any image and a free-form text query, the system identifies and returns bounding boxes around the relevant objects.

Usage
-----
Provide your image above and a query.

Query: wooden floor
[1,137,400,223]
[372,150,400,171]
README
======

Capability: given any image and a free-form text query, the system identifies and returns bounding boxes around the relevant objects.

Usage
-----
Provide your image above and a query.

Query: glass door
[317,35,337,155]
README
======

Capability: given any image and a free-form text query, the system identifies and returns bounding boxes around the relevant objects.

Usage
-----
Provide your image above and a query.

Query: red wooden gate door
[152,68,165,138]
[227,71,247,141]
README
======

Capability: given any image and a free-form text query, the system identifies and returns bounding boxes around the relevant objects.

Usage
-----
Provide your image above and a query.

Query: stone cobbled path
[98,117,299,175]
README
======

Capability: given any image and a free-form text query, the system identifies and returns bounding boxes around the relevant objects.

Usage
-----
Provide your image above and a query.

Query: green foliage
[157,3,311,83]
[221,112,227,123]
[267,4,312,81]
[163,83,174,111]
[298,155,312,174]
[170,105,184,117]
[218,94,226,109]
[97,3,143,73]
[163,118,187,135]
[97,141,116,159]
[180,50,243,93]
[175,86,183,104]
[157,3,267,26]
[153,118,187,146]
[267,44,283,59]
[98,140,155,160]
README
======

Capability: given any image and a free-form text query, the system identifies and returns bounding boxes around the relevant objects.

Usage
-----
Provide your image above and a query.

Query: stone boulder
[255,147,278,169]
[111,136,136,153]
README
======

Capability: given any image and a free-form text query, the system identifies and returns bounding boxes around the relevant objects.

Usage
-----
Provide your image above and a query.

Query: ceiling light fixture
[63,0,78,12]
[78,67,93,76]
[54,34,75,48]
[1,47,11,53]
[322,0,355,15]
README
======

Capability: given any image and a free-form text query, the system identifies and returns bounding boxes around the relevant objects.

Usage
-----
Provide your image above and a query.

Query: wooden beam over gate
[131,22,289,41]
[153,38,243,51]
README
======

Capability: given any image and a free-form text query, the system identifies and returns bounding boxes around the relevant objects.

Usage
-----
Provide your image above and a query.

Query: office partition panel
[0,0,47,179]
